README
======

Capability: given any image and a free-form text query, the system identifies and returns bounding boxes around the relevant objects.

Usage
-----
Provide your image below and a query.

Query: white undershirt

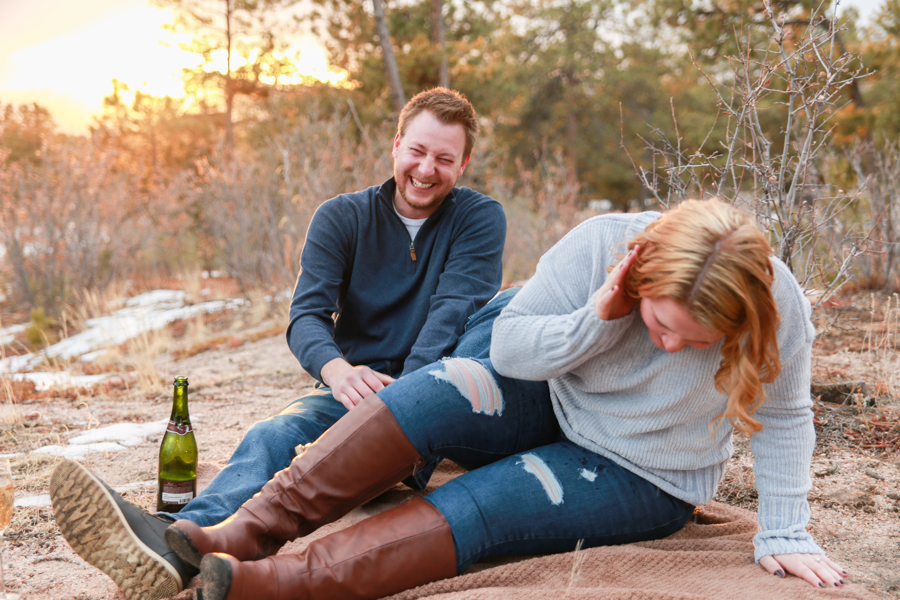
[393,205,428,241]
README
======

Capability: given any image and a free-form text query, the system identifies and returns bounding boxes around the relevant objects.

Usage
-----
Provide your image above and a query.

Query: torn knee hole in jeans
[519,453,563,505]
[429,358,504,416]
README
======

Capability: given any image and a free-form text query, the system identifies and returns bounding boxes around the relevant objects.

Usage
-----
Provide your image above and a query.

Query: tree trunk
[431,0,449,88]
[224,0,235,151]
[372,0,406,113]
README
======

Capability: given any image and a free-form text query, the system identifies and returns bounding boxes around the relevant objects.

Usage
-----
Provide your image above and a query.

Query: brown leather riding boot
[166,394,424,567]
[196,498,457,600]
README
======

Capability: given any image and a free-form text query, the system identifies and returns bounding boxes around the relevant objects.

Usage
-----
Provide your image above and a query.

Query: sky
[0,0,338,133]
[0,0,889,134]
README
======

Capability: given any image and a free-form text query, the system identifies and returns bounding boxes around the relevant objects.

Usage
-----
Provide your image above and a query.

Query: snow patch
[15,494,51,508]
[0,323,26,346]
[67,419,169,446]
[10,372,110,391]
[31,417,197,457]
[33,442,130,458]
[0,289,248,377]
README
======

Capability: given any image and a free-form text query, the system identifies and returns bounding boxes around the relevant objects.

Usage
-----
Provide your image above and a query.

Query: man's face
[392,110,470,219]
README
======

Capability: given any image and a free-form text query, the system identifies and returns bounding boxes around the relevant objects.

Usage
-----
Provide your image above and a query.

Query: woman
[167,199,844,600]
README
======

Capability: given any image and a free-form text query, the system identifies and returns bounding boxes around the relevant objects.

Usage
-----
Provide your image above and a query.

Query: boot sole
[49,459,182,600]
[199,554,234,600]
[165,524,204,568]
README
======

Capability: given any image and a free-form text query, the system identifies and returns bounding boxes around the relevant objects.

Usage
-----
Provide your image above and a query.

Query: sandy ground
[2,294,899,600]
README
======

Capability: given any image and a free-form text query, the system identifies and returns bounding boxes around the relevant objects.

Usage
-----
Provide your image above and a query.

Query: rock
[811,380,871,405]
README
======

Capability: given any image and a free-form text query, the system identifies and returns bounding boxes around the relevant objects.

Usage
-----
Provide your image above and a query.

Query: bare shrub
[186,156,293,294]
[184,109,393,294]
[475,144,580,283]
[268,109,393,276]
[848,141,900,291]
[863,293,900,400]
[625,1,873,309]
[0,139,144,318]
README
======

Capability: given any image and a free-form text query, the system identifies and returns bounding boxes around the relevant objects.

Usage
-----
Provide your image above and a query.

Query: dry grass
[1,380,23,428]
[10,453,59,495]
[62,282,135,334]
[185,312,210,346]
[863,293,900,402]
[564,539,587,597]
[3,275,284,405]
[7,506,58,540]
[715,398,900,519]
[714,434,759,510]
[171,322,285,361]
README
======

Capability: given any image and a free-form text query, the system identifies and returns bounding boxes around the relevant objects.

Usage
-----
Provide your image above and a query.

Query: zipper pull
[409,241,417,261]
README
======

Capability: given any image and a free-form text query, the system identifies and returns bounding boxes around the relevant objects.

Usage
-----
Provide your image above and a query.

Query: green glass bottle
[157,376,198,513]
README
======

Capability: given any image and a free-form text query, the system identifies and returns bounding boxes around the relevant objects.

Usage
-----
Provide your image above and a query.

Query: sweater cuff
[307,350,343,384]
[288,323,343,382]
[753,530,824,562]
[583,290,636,339]
[753,494,823,561]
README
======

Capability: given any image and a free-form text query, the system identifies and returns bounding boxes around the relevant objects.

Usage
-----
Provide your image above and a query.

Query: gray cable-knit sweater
[490,211,821,561]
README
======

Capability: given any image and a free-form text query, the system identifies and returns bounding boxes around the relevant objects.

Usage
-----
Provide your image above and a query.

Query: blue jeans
[377,289,695,571]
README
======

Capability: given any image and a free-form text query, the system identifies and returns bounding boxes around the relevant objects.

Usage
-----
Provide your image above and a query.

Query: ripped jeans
[378,288,696,572]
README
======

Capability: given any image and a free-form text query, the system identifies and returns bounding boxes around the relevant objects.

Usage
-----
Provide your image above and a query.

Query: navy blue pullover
[286,178,506,382]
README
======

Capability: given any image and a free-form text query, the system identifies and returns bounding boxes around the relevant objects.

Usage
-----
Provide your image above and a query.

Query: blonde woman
[160,200,844,599]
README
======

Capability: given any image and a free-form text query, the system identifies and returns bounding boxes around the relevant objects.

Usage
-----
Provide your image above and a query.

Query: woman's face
[639,297,724,353]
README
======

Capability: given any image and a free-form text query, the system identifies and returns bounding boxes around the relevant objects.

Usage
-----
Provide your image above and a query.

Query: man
[49,87,506,600]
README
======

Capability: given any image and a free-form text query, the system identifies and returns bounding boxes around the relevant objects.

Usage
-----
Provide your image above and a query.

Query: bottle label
[166,420,193,436]
[160,479,195,504]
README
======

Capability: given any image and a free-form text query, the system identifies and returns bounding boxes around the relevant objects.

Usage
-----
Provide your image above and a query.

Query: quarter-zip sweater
[287,177,506,382]
[491,211,821,562]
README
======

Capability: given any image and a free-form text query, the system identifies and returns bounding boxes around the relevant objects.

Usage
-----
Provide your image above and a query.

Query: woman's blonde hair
[623,199,781,436]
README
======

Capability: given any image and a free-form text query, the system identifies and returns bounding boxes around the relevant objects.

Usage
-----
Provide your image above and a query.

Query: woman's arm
[490,217,645,381]
[750,260,846,588]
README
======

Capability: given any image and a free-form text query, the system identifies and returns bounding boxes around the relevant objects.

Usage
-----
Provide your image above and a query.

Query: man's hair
[397,87,478,158]
[623,198,781,437]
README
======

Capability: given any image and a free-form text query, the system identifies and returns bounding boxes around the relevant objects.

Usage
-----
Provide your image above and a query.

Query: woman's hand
[595,245,640,321]
[759,553,848,588]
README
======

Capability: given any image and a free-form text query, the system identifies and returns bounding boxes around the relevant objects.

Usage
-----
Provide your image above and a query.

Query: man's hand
[594,244,640,321]
[759,553,847,588]
[320,358,396,410]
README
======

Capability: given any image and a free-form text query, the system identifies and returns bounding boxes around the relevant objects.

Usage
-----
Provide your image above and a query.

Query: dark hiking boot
[50,458,198,600]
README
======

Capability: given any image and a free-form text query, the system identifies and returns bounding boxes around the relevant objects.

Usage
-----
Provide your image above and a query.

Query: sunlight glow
[203,47,347,87]
[0,2,344,133]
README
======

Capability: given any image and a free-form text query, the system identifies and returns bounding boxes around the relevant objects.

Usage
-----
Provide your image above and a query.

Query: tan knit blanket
[180,461,875,600]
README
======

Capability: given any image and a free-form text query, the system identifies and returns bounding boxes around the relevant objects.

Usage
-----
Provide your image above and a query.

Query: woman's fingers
[611,245,639,285]
[760,554,848,588]
[758,555,785,578]
[596,245,640,321]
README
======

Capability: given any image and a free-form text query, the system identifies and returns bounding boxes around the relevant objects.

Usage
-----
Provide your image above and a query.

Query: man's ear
[458,154,471,177]
[392,132,402,158]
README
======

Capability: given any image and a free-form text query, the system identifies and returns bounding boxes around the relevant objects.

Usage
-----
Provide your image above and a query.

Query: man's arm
[286,199,398,409]
[286,200,349,379]
[401,199,506,375]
